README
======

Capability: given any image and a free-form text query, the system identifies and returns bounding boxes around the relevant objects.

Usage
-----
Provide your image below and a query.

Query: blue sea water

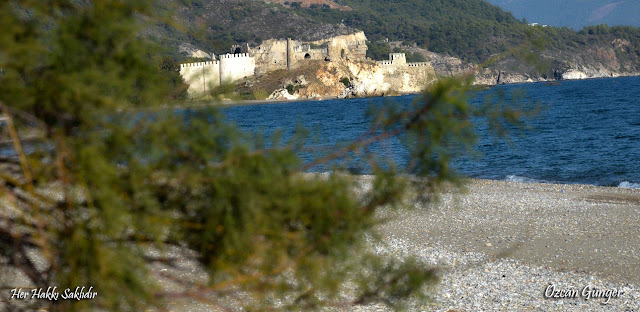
[223,76,640,189]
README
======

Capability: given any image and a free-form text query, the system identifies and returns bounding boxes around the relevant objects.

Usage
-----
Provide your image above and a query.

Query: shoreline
[177,74,640,108]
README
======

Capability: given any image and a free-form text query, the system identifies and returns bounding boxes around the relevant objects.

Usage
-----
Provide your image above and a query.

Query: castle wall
[219,53,255,83]
[316,31,368,61]
[179,54,255,98]
[179,61,220,97]
[252,31,368,73]
[251,39,289,74]
[376,60,393,66]
[356,53,436,94]
[407,62,430,67]
[293,45,327,61]
[178,33,437,99]
[401,62,437,91]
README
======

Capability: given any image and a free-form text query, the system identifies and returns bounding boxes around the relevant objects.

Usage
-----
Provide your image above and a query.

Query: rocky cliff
[228,53,436,101]
[407,39,640,86]
[262,58,436,100]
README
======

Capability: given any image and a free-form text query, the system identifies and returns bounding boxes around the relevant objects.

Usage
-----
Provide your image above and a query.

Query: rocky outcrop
[423,51,475,77]
[473,68,551,85]
[248,50,438,100]
[179,43,211,59]
[345,60,436,96]
[551,62,639,81]
[312,31,368,62]
[294,58,436,98]
[267,88,298,100]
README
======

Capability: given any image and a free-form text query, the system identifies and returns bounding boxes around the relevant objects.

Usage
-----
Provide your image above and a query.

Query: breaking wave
[618,181,640,189]
[505,175,546,184]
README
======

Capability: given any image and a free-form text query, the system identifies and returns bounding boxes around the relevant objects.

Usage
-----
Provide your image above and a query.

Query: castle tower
[286,38,294,70]
[389,53,407,66]
[219,53,255,83]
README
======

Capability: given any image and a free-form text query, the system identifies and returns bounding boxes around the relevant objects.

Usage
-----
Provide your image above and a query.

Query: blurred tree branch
[0,1,536,311]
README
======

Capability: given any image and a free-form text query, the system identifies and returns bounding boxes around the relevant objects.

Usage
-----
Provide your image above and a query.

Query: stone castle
[179,53,255,95]
[179,31,434,97]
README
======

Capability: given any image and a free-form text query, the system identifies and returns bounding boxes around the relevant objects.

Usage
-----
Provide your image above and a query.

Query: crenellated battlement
[375,53,431,69]
[219,53,250,59]
[179,53,255,97]
[180,61,219,69]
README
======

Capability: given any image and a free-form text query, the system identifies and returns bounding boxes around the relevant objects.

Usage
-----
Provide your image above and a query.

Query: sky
[485,0,640,29]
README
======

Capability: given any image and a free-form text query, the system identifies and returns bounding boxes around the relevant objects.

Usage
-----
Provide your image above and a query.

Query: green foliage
[155,55,189,99]
[407,52,427,63]
[286,83,300,94]
[0,1,177,310]
[391,47,427,62]
[252,89,270,100]
[294,0,640,64]
[299,0,526,62]
[341,77,351,87]
[210,82,237,100]
[366,41,392,60]
[367,42,426,62]
[0,0,177,131]
[152,0,316,56]
[149,0,640,72]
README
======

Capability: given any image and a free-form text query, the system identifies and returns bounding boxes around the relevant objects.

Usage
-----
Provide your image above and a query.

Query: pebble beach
[370,178,640,311]
[2,178,639,311]
[157,177,640,311]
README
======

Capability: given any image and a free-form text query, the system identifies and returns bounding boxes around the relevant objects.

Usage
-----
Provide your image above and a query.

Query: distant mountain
[485,0,640,29]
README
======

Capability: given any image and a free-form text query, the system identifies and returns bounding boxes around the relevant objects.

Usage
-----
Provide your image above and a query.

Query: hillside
[292,0,527,62]
[486,0,640,29]
[153,0,530,62]
[156,0,640,82]
[151,0,357,56]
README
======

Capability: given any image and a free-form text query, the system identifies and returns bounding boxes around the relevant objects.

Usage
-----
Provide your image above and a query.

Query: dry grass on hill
[233,60,330,99]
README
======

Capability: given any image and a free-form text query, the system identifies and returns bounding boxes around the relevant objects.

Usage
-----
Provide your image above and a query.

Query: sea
[2,76,638,189]
[222,76,640,189]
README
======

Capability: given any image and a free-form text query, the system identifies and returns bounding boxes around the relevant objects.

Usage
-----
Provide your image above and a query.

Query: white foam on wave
[618,181,640,189]
[505,175,543,183]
